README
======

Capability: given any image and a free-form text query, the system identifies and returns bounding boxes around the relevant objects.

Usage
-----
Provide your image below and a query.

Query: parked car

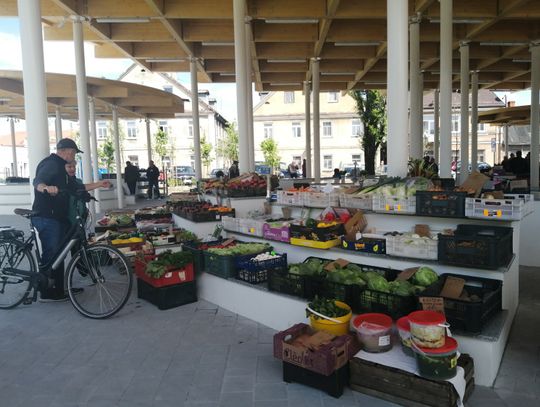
[344,163,365,179]
[210,168,227,177]
[452,161,491,173]
[173,165,196,185]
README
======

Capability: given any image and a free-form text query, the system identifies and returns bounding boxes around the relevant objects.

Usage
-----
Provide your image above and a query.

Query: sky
[0,16,533,135]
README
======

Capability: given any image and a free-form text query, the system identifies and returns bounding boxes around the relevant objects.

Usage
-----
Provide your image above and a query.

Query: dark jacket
[146,164,160,182]
[32,154,79,221]
[125,164,140,183]
[229,163,239,179]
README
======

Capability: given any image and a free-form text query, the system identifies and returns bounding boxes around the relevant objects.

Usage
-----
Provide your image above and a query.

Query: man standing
[124,161,140,196]
[228,160,240,179]
[32,138,82,301]
[146,160,161,199]
[288,160,299,178]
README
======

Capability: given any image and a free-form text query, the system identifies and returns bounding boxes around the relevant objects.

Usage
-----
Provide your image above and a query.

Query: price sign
[419,297,445,314]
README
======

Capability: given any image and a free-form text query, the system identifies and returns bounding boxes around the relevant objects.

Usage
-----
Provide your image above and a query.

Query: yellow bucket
[308,300,352,336]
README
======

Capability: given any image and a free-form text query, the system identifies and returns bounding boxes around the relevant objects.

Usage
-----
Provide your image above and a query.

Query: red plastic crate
[134,256,194,288]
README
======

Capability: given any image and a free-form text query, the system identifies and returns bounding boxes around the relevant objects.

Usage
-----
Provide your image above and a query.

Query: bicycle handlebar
[43,188,98,203]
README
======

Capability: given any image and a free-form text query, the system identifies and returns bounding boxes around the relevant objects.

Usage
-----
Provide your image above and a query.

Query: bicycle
[0,190,133,319]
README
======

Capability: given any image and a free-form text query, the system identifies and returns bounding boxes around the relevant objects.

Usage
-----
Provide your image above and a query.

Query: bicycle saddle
[14,208,39,218]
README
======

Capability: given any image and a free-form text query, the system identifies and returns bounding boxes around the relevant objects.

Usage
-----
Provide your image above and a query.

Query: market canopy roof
[0,0,539,92]
[478,105,532,125]
[0,69,184,120]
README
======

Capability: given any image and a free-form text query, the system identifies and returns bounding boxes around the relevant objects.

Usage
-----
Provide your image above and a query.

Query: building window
[264,123,273,139]
[127,121,138,139]
[351,119,361,137]
[292,122,301,138]
[452,119,459,133]
[158,120,169,134]
[97,121,107,140]
[478,150,485,162]
[190,155,195,168]
[323,155,333,170]
[478,123,486,133]
[423,120,435,135]
[352,154,361,163]
[327,92,339,103]
[322,121,332,138]
[163,85,173,93]
[188,120,193,138]
[284,92,295,104]
[128,155,139,166]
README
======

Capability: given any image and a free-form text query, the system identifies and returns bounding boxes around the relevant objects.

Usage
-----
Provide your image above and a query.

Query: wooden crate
[349,354,474,407]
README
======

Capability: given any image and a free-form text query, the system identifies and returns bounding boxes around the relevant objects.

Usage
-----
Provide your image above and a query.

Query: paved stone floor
[0,204,539,407]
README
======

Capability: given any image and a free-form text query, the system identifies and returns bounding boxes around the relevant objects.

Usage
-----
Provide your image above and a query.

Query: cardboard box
[461,171,490,197]
[273,323,360,376]
[344,211,367,240]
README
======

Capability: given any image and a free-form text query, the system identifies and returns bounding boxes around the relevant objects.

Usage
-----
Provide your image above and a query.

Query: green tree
[154,128,169,166]
[98,136,116,173]
[217,122,239,168]
[200,136,213,173]
[350,90,387,175]
[260,138,281,172]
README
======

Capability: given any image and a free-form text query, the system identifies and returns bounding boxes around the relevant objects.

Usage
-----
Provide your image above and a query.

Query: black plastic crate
[418,273,502,333]
[203,246,272,279]
[340,237,386,254]
[134,212,172,221]
[290,223,344,242]
[431,178,456,190]
[137,278,197,310]
[267,268,308,298]
[438,224,513,269]
[184,211,220,222]
[235,254,287,285]
[415,190,467,218]
[282,361,349,398]
[182,239,224,274]
[226,188,254,197]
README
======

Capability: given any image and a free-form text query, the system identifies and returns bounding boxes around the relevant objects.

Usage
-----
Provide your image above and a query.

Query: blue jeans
[31,217,67,294]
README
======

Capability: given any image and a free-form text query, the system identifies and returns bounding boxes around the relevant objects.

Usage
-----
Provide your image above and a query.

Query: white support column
[55,106,63,143]
[470,71,479,172]
[145,117,152,166]
[504,124,509,158]
[439,0,453,177]
[10,117,18,177]
[409,13,423,159]
[112,106,124,209]
[17,0,49,187]
[233,0,249,173]
[245,20,255,172]
[73,17,93,185]
[434,89,440,163]
[304,81,312,178]
[530,44,540,190]
[88,97,100,213]
[459,42,470,183]
[190,58,202,180]
[312,58,321,182]
[387,0,409,177]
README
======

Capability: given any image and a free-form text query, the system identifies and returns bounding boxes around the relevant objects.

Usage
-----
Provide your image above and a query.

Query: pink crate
[263,222,291,243]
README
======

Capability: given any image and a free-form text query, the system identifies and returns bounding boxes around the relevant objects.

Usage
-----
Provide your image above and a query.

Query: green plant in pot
[144,250,193,279]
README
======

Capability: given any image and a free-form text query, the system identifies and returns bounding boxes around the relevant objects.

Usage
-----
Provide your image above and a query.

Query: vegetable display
[411,266,439,287]
[144,250,193,279]
[306,296,349,319]
[206,243,271,256]
[354,177,433,198]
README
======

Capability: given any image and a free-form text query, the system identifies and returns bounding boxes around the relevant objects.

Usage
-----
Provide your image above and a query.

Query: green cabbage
[389,280,415,296]
[367,275,390,293]
[412,266,439,287]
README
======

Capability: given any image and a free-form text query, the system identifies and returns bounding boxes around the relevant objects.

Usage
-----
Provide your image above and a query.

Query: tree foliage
[217,122,239,168]
[200,135,213,172]
[154,129,170,165]
[98,136,116,173]
[260,138,281,171]
[350,90,387,175]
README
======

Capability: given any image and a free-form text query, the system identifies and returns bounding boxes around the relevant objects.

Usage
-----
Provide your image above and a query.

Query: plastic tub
[413,336,459,380]
[396,316,413,357]
[308,300,352,336]
[352,313,393,353]
[408,310,448,348]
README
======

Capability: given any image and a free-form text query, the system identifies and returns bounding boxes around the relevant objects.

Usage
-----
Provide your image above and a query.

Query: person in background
[510,150,528,175]
[501,155,510,172]
[146,160,161,199]
[229,160,240,179]
[332,168,342,180]
[124,161,140,196]
[288,160,299,178]
[429,157,439,174]
[214,169,225,179]
[302,159,307,178]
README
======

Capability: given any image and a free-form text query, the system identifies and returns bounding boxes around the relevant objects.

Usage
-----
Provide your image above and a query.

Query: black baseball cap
[56,138,83,153]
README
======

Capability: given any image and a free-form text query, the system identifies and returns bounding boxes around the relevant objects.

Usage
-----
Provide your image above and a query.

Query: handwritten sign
[419,297,445,314]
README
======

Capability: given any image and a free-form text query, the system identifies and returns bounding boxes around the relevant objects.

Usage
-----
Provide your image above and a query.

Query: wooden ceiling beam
[110,21,173,41]
[261,72,306,83]
[132,42,187,58]
[148,61,190,71]
[320,59,364,72]
[252,21,319,42]
[43,24,103,41]
[205,59,236,73]
[94,43,127,58]
[197,45,235,59]
[335,0,385,19]
[182,20,234,42]
[327,20,386,42]
[256,43,314,59]
[320,44,376,59]
[163,0,232,18]
[249,0,326,19]
[319,74,355,82]
[413,0,437,14]
[262,84,304,91]
[87,85,129,98]
[259,61,309,72]
[85,0,158,17]
[483,68,531,89]
[346,42,387,91]
[475,45,528,71]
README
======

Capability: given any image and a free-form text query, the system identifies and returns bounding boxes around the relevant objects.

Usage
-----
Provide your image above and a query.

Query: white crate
[237,218,265,237]
[372,195,416,214]
[303,192,340,208]
[221,216,238,232]
[339,193,373,210]
[276,190,304,206]
[465,194,533,220]
[386,235,438,260]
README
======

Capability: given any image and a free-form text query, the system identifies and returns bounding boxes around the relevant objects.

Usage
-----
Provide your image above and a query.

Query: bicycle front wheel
[66,244,132,319]
[0,239,35,309]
